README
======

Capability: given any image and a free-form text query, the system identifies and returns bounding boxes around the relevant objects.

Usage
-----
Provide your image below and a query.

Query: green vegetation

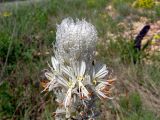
[133,0,155,9]
[119,92,158,120]
[0,0,160,119]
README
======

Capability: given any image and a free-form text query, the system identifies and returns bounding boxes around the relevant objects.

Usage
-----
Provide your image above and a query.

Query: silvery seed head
[55,18,98,64]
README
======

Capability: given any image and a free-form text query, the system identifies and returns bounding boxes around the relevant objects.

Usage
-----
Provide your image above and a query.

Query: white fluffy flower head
[55,18,98,64]
[42,18,115,120]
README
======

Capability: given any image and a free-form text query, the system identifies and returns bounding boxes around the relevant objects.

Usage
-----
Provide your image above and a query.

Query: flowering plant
[42,18,115,120]
[133,0,155,9]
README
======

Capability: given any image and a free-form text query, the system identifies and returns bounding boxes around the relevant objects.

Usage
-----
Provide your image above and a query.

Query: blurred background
[0,0,160,119]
